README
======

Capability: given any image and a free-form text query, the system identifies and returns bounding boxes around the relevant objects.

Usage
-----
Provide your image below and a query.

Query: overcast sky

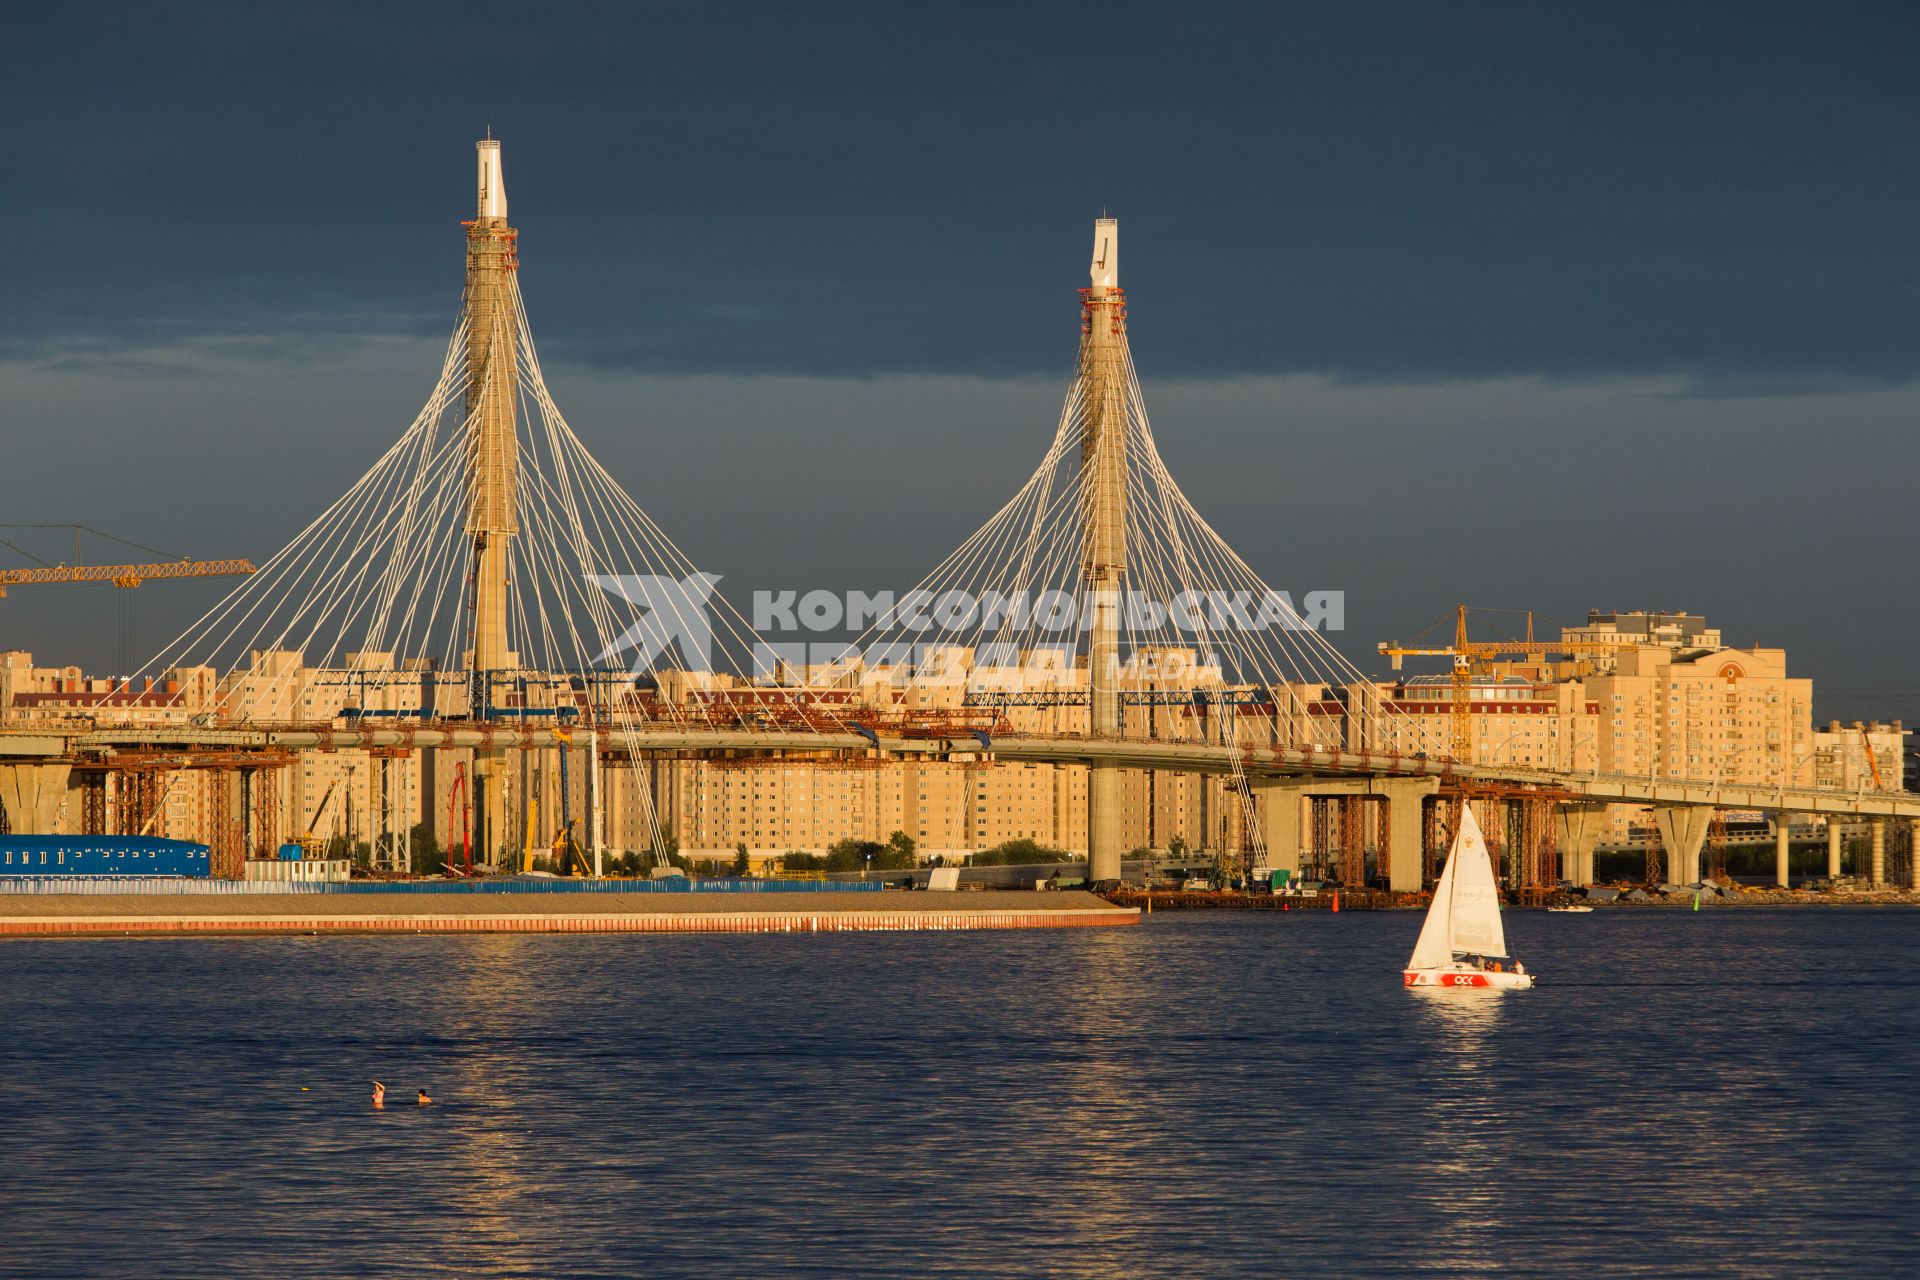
[3,2,1917,719]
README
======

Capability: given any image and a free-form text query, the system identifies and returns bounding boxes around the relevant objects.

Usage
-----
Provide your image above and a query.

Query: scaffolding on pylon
[1706,812,1730,884]
[1308,796,1334,882]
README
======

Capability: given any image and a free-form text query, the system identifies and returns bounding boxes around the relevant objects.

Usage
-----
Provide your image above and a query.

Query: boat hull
[1403,966,1534,989]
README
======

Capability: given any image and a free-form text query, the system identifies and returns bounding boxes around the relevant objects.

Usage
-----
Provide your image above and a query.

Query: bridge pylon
[1081,218,1128,885]
[463,137,520,862]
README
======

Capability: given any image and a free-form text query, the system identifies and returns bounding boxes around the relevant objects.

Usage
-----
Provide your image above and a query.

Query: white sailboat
[1403,803,1535,989]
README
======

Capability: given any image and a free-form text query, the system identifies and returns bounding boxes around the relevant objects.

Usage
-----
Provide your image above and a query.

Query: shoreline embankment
[0,888,1139,938]
[1101,887,1920,911]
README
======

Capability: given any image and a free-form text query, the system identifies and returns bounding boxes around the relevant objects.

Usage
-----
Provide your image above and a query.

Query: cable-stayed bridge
[4,138,1917,891]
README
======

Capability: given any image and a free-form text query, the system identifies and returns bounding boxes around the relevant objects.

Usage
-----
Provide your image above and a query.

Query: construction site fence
[0,876,885,897]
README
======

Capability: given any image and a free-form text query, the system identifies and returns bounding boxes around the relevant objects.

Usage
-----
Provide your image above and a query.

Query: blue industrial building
[0,836,212,877]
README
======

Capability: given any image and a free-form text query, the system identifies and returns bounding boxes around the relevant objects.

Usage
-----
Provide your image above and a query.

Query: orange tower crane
[0,558,256,596]
[1379,605,1640,763]
[0,558,256,673]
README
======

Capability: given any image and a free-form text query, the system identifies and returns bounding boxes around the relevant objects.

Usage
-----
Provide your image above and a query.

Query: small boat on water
[1547,904,1594,914]
[1403,803,1535,990]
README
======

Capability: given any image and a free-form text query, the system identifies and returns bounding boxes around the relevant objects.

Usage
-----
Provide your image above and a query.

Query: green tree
[650,828,693,873]
[732,841,750,876]
[1167,835,1191,860]
[973,837,1068,867]
[825,837,876,872]
[408,821,444,875]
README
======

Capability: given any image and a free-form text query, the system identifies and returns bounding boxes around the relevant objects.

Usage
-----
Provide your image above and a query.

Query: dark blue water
[4,909,1919,1278]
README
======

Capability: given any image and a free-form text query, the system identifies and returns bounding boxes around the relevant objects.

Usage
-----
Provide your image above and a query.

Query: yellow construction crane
[0,558,256,597]
[1379,605,1641,762]
[296,778,343,858]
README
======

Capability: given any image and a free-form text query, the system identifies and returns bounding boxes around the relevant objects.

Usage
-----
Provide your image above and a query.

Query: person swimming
[372,1080,386,1107]
[417,1090,432,1105]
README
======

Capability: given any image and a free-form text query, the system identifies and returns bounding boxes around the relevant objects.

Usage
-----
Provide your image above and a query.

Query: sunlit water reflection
[3,909,1918,1278]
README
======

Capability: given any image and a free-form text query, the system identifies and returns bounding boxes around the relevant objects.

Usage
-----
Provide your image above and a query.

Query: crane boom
[304,780,341,839]
[1861,727,1887,791]
[1379,604,1646,762]
[0,559,256,596]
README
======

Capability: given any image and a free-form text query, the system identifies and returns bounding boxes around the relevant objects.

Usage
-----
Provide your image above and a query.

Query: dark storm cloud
[5,2,1920,721]
[5,1,1918,383]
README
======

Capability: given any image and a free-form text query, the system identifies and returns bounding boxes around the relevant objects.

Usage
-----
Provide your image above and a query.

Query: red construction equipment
[447,762,472,875]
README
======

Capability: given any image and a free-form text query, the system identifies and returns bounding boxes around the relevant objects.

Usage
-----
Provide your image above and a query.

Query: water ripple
[3,910,1919,1277]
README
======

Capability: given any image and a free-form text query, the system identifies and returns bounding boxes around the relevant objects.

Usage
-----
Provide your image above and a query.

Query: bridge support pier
[0,762,72,835]
[1827,821,1844,881]
[1262,777,1435,891]
[1252,782,1304,878]
[1654,806,1713,886]
[1087,762,1122,885]
[1381,782,1432,892]
[1775,815,1793,888]
[1870,817,1886,888]
[1557,804,1606,887]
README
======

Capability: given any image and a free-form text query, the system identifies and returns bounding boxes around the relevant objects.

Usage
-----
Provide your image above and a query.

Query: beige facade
[1813,719,1904,793]
[1370,675,1601,772]
[0,648,430,860]
[1581,645,1812,785]
[2,608,1906,864]
[650,647,1244,861]
[1,651,217,839]
[1372,617,1847,839]
[1563,610,1722,672]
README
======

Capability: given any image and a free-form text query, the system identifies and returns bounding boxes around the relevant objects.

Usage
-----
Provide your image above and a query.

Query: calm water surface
[3,909,1919,1278]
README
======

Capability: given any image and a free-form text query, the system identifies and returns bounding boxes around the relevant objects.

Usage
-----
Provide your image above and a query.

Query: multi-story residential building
[1367,674,1601,772]
[2,608,1904,865]
[1562,611,1722,672]
[1813,720,1905,793]
[1580,644,1813,785]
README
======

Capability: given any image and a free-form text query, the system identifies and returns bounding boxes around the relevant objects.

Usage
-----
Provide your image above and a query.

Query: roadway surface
[7,721,1918,819]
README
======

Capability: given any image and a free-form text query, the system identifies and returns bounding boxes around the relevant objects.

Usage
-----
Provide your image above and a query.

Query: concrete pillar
[1253,782,1304,877]
[1252,776,1434,891]
[1827,821,1843,881]
[1774,815,1792,889]
[0,762,73,834]
[1557,804,1606,886]
[1382,782,1428,893]
[1653,806,1713,886]
[1870,817,1886,888]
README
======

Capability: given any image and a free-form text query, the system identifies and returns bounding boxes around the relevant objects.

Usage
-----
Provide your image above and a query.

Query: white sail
[1407,802,1507,969]
[1407,841,1456,969]
[1447,804,1508,958]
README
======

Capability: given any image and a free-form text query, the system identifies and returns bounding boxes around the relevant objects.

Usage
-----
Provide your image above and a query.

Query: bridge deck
[6,721,1916,819]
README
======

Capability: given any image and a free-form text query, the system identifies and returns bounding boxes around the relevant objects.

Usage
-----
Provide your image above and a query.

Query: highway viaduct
[6,721,1918,891]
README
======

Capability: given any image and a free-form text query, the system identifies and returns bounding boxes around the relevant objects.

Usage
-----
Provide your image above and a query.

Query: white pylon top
[477,138,508,220]
[1090,217,1118,289]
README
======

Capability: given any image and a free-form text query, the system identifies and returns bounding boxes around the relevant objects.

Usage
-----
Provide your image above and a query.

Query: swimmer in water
[417,1090,432,1105]
[372,1080,386,1107]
